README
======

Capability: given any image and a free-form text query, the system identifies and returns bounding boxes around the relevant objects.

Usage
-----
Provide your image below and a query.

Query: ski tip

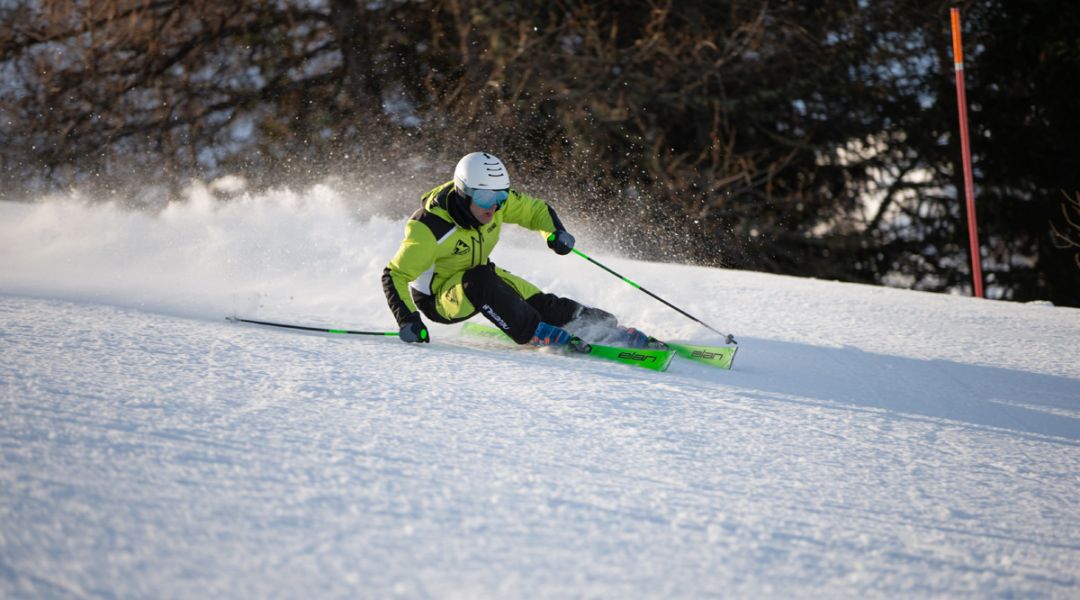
[665,341,737,370]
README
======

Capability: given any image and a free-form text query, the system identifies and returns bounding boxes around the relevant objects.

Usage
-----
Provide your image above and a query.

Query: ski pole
[552,236,736,344]
[227,316,398,337]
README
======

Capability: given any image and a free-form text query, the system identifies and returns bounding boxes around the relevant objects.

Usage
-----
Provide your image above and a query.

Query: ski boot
[531,321,591,354]
[530,321,573,347]
[608,325,668,350]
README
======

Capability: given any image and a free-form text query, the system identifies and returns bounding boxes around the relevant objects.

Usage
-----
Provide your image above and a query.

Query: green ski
[461,322,674,372]
[663,341,738,370]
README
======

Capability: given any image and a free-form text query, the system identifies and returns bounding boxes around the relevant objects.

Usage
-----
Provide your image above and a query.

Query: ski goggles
[465,187,510,209]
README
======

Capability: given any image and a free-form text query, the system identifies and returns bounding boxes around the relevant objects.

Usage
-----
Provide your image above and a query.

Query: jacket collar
[434,184,482,230]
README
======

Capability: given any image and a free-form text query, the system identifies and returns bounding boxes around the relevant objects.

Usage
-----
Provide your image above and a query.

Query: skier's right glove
[399,313,429,344]
[547,230,575,255]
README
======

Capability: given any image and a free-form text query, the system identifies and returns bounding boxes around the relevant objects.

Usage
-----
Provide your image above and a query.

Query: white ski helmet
[454,152,510,197]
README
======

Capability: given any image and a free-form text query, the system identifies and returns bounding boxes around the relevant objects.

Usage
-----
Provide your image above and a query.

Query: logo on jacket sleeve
[453,240,470,255]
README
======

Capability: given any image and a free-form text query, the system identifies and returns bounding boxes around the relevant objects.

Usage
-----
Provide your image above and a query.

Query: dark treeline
[2,0,1078,305]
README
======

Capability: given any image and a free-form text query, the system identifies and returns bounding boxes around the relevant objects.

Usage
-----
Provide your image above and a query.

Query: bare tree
[2,0,1077,305]
[1051,192,1080,270]
[1,1,364,196]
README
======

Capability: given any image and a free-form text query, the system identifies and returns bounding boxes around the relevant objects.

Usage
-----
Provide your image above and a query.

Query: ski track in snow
[1,190,1079,598]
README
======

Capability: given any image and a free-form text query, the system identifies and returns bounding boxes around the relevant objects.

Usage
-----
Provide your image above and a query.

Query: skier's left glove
[398,313,430,344]
[547,230,575,255]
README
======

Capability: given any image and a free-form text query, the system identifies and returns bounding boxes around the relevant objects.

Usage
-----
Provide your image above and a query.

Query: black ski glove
[399,313,429,343]
[547,230,575,255]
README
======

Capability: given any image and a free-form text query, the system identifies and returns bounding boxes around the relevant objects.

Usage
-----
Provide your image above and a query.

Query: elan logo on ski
[617,351,657,363]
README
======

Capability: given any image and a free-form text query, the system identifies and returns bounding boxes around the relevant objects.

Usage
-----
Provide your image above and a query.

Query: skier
[382,152,654,348]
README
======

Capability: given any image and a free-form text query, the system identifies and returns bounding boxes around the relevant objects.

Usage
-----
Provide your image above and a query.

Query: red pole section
[951,8,984,298]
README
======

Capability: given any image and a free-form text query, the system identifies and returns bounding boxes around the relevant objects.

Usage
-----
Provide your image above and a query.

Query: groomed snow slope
[2,187,1078,598]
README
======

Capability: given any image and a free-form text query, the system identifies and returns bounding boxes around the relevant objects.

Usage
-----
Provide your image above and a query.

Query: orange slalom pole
[951,7,984,298]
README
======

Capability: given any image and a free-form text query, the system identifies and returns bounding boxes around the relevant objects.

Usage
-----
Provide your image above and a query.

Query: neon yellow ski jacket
[382,181,565,326]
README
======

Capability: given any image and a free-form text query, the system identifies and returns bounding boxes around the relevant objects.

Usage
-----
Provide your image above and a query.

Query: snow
[2,187,1079,598]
